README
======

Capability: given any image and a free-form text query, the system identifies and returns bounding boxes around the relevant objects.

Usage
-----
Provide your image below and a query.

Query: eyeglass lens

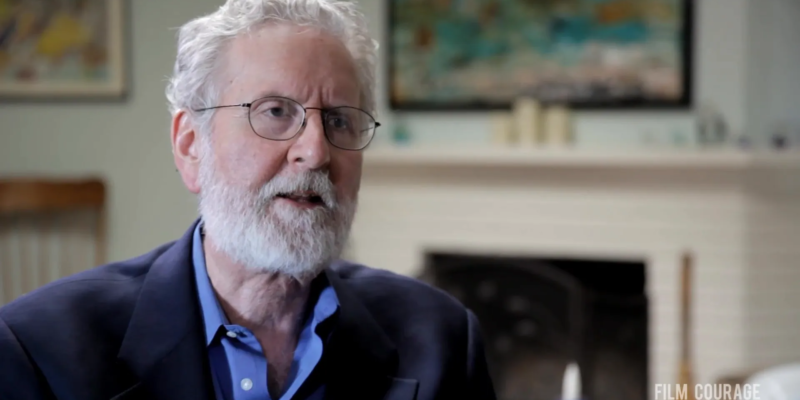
[248,97,375,150]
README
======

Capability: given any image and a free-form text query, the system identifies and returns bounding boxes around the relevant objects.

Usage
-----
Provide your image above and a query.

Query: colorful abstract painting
[389,0,692,110]
[0,0,126,99]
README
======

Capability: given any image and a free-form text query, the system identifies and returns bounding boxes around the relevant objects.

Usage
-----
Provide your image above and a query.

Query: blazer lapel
[323,265,419,400]
[116,220,214,400]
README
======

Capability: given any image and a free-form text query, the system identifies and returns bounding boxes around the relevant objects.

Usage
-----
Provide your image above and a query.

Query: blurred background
[2,0,800,399]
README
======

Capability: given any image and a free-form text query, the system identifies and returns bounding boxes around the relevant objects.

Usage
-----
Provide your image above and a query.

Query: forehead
[219,23,361,106]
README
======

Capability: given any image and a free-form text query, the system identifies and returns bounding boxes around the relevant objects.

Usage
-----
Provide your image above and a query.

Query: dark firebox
[421,253,648,400]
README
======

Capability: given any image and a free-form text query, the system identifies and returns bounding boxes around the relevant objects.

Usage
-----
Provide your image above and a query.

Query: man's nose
[287,111,331,170]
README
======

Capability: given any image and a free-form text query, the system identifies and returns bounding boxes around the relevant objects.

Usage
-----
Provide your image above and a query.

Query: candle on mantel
[561,362,582,400]
[543,105,573,146]
[491,112,515,146]
[512,97,541,146]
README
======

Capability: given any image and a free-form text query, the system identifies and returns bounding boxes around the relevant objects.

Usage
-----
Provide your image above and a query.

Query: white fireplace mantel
[364,146,800,171]
[349,146,800,397]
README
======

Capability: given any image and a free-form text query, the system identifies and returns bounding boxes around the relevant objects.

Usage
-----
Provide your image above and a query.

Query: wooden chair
[0,179,106,305]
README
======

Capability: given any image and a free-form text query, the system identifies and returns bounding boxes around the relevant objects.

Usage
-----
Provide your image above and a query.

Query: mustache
[257,170,338,208]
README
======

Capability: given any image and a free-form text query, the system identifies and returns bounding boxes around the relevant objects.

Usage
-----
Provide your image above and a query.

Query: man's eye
[328,116,350,129]
[265,107,287,117]
[253,99,297,118]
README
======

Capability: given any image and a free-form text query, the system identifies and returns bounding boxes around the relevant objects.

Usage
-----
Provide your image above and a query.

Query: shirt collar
[191,222,340,346]
[191,222,230,345]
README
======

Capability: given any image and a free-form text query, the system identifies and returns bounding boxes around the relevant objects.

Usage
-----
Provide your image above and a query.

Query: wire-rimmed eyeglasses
[193,96,380,151]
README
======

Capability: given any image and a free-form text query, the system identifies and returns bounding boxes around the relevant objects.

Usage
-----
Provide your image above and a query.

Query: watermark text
[654,384,761,400]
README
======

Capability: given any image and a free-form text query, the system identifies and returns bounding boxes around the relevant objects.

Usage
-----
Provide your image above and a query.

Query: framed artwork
[0,0,127,100]
[388,0,693,111]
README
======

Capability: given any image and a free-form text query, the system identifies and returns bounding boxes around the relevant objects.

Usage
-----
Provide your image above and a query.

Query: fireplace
[422,252,648,400]
[352,152,800,391]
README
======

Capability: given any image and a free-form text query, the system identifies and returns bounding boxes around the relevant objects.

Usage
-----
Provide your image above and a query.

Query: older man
[0,1,496,399]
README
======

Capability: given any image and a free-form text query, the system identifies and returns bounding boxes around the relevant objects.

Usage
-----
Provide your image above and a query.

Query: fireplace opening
[422,252,647,400]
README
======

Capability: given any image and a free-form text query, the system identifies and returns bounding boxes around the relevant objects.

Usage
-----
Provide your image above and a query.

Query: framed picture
[388,0,693,111]
[0,0,128,100]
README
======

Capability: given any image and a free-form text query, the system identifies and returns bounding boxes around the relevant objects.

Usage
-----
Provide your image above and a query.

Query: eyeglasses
[193,96,380,151]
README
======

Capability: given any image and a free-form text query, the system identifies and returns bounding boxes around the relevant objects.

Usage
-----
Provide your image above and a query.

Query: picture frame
[388,0,694,111]
[0,0,128,100]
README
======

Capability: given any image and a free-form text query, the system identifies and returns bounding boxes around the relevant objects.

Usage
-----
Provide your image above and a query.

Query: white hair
[165,0,378,128]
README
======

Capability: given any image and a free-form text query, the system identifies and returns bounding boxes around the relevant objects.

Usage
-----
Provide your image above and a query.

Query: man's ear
[171,110,203,194]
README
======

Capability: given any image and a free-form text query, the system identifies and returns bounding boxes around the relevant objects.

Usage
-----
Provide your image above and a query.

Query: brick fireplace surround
[346,147,800,399]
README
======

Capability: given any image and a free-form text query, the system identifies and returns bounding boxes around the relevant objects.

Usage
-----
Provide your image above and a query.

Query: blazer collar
[117,219,214,400]
[115,219,414,400]
[324,263,397,363]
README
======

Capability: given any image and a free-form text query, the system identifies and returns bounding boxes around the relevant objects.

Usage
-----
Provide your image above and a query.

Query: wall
[0,0,794,263]
[745,0,800,140]
[0,1,222,262]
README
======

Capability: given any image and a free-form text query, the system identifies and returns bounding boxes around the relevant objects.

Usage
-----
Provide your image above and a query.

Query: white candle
[512,97,541,146]
[544,106,572,146]
[491,112,515,145]
[561,362,582,400]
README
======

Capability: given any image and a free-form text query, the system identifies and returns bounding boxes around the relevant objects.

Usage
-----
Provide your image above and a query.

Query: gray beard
[196,153,356,282]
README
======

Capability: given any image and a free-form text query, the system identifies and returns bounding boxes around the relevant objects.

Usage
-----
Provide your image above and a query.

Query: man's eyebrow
[250,90,289,100]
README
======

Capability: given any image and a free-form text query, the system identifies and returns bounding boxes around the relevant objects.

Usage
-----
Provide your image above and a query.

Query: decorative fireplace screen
[422,253,647,400]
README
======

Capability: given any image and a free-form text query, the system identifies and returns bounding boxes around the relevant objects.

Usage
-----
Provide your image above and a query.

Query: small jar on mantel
[391,118,412,146]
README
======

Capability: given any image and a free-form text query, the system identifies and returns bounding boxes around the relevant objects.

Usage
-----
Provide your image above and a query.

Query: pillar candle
[491,112,515,145]
[543,105,572,146]
[512,97,541,146]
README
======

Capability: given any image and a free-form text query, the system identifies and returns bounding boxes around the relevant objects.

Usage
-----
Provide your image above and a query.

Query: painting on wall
[388,0,693,110]
[0,0,127,100]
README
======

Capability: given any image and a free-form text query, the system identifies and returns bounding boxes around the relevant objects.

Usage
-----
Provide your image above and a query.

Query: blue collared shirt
[192,223,339,400]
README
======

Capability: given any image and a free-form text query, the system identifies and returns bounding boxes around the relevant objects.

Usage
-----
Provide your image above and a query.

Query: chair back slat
[0,179,106,304]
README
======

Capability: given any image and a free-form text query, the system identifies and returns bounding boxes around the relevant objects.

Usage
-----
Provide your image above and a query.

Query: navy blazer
[0,220,496,400]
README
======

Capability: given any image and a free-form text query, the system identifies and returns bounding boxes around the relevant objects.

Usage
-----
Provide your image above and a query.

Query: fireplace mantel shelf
[364,146,800,171]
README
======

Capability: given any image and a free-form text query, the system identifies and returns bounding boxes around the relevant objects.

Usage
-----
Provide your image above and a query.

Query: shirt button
[226,331,237,338]
[240,378,253,391]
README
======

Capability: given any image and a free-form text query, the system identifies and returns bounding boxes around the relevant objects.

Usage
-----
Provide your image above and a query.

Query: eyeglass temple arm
[193,104,251,112]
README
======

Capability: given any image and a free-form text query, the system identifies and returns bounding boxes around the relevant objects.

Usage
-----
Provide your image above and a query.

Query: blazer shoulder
[0,240,179,400]
[330,260,467,318]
